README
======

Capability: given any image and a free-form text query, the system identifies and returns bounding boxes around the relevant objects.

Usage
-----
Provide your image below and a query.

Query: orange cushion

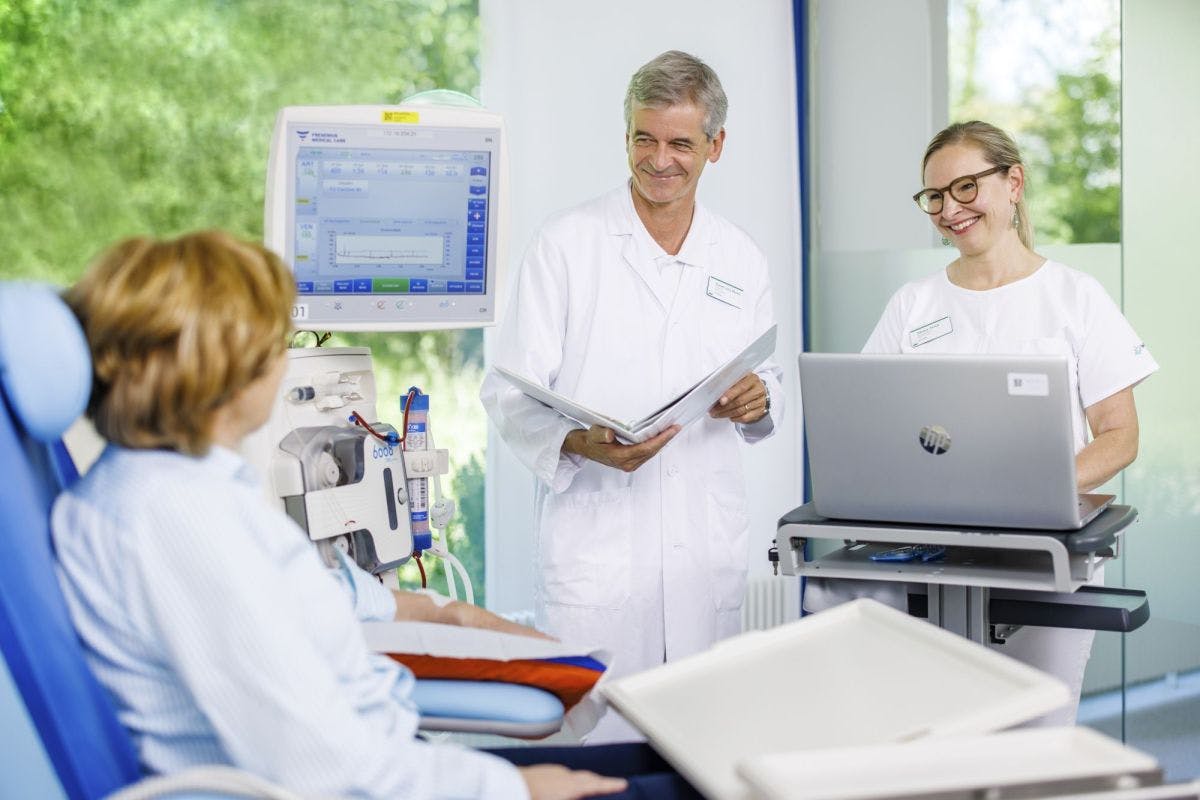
[388,654,604,711]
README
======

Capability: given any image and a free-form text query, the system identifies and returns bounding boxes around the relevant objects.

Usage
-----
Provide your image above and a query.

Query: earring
[941,236,952,247]
[1012,206,1020,229]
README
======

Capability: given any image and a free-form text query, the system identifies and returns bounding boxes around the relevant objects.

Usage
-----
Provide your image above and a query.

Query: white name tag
[909,316,953,347]
[706,276,743,309]
[1007,372,1049,397]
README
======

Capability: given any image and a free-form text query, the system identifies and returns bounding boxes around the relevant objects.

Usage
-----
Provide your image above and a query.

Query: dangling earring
[1011,205,1020,229]
[941,236,952,247]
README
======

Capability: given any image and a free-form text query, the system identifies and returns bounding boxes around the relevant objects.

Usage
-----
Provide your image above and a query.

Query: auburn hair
[66,230,294,455]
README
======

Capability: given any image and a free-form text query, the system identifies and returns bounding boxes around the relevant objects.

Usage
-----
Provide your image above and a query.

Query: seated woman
[53,231,698,799]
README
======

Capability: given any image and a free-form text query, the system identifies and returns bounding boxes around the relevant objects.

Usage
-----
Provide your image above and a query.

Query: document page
[496,324,777,444]
[362,620,608,664]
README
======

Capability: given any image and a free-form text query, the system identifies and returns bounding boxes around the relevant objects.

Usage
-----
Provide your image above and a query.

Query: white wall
[480,0,804,612]
[808,0,949,353]
[812,0,947,255]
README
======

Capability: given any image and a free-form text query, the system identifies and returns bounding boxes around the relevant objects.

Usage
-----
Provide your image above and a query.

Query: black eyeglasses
[912,165,1008,214]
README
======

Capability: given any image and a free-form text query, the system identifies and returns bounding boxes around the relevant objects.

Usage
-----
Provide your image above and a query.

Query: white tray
[602,599,1069,800]
[738,727,1159,800]
[1052,782,1200,799]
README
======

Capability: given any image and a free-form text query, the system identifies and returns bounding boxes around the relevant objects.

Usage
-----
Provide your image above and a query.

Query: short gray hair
[624,50,728,140]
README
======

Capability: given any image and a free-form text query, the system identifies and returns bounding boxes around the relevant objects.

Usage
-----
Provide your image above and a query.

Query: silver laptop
[799,353,1113,530]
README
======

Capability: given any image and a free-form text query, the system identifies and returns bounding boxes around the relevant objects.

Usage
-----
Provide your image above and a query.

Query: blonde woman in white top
[806,121,1158,726]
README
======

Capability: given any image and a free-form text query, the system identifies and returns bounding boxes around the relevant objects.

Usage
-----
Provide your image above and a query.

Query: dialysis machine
[241,99,508,598]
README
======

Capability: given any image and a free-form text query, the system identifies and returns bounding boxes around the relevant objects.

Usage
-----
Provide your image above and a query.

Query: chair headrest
[0,283,92,442]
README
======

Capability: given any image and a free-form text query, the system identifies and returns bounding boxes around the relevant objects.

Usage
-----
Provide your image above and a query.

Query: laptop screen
[799,353,1083,529]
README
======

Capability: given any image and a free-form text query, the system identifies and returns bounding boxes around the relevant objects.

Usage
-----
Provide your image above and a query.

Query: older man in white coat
[480,50,784,743]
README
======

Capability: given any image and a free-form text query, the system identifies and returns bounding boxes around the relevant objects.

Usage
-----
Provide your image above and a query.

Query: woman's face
[240,349,289,435]
[209,348,288,449]
[922,142,1022,257]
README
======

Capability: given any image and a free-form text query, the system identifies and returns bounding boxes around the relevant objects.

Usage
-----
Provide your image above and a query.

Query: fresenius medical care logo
[918,425,951,455]
[296,130,309,141]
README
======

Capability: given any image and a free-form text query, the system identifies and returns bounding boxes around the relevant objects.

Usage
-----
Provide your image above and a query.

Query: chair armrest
[413,679,564,738]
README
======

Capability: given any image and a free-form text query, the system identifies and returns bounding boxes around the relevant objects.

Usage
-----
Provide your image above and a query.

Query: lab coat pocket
[705,489,750,611]
[537,487,633,611]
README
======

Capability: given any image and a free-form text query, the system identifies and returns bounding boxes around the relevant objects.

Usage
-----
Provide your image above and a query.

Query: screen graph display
[265,105,505,330]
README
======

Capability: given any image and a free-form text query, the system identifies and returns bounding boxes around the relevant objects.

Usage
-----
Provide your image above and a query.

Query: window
[0,0,489,601]
[948,0,1120,244]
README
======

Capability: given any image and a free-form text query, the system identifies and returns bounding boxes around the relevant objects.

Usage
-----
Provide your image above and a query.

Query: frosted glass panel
[1114,0,1200,782]
[811,243,1121,353]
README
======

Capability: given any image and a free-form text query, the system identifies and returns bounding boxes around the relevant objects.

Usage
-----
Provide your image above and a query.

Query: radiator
[741,575,801,631]
[500,576,802,639]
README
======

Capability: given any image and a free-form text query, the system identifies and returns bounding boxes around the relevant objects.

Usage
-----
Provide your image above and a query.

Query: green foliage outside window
[949,0,1120,245]
[325,328,489,600]
[0,0,490,602]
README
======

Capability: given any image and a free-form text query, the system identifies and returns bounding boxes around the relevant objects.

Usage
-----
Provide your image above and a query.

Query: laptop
[799,353,1114,531]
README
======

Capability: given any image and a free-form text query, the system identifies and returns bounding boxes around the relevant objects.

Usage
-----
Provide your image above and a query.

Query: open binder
[496,325,777,444]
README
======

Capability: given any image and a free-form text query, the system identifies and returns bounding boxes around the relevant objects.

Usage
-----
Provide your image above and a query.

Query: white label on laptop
[706,276,743,308]
[909,316,953,347]
[1007,372,1049,396]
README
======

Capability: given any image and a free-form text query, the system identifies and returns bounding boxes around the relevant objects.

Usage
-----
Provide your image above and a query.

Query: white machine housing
[249,101,505,579]
[263,103,509,332]
[243,347,426,574]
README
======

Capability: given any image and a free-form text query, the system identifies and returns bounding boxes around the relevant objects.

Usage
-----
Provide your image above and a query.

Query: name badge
[706,276,743,309]
[909,316,953,348]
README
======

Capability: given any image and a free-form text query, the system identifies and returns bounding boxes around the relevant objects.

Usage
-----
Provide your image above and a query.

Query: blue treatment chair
[0,283,562,799]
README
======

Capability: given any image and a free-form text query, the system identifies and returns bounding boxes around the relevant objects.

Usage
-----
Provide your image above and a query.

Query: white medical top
[483,182,782,494]
[862,259,1158,450]
[52,444,527,800]
[805,260,1158,614]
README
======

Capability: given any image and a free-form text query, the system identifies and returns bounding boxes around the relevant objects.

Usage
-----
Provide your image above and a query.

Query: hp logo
[918,425,951,455]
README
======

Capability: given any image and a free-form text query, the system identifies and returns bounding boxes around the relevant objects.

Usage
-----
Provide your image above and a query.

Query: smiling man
[481,50,784,744]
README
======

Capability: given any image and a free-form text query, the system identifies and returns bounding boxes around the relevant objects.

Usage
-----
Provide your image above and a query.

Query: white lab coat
[480,183,783,741]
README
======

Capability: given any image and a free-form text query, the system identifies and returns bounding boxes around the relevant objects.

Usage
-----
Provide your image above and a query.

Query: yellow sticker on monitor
[382,110,419,123]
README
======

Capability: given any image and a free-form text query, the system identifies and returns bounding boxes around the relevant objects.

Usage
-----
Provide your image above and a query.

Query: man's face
[626,101,724,211]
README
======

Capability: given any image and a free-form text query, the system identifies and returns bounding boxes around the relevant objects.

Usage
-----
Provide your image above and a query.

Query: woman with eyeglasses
[805,120,1158,726]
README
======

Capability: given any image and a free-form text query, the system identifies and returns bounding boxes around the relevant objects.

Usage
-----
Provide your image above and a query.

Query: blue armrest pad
[411,679,564,724]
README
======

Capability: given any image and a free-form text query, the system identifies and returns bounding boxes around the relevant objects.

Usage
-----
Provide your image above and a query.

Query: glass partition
[1110,0,1200,781]
[811,0,1199,780]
